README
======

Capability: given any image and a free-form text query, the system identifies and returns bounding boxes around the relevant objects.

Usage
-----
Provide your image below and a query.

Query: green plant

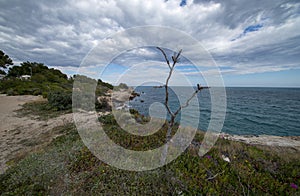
[96,97,111,111]
[47,91,72,111]
[1,115,299,195]
[0,50,13,69]
[16,100,71,120]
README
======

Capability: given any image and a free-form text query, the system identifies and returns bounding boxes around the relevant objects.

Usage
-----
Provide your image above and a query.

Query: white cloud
[0,0,299,86]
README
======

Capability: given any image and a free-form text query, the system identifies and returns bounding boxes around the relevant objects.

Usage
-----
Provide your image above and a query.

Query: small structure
[0,74,5,80]
[20,75,31,80]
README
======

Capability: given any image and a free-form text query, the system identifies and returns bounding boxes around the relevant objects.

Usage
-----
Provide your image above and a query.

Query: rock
[129,91,140,100]
[221,155,230,163]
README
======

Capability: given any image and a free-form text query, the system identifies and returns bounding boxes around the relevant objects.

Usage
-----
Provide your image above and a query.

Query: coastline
[1,93,300,174]
[220,133,300,149]
[1,94,300,194]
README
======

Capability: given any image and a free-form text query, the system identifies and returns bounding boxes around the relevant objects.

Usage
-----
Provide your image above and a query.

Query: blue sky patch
[231,24,263,41]
[243,24,263,34]
[180,0,187,7]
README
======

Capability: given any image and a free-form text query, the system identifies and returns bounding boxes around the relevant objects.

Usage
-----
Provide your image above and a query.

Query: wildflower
[290,183,298,189]
[206,155,212,159]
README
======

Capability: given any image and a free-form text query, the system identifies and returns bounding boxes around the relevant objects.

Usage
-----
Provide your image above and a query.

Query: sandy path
[0,94,41,131]
[0,94,73,174]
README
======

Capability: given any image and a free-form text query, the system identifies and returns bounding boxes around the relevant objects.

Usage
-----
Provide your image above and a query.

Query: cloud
[0,0,299,86]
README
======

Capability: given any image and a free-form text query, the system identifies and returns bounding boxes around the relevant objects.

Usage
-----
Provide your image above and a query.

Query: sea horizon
[130,85,300,88]
[129,86,300,136]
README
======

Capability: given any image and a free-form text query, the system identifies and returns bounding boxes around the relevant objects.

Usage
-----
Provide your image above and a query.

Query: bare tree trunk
[160,118,174,165]
[160,125,171,164]
[156,47,207,166]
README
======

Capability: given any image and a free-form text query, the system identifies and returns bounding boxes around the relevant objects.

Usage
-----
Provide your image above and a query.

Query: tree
[98,79,113,90]
[0,50,13,69]
[7,61,68,81]
[156,47,208,165]
[0,69,6,75]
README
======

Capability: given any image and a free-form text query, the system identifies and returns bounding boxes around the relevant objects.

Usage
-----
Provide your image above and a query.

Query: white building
[20,75,31,80]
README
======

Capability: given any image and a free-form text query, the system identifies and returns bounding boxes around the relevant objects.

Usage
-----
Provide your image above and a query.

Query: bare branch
[157,48,183,118]
[164,84,174,117]
[175,49,182,61]
[174,84,209,116]
[197,83,209,91]
[156,47,171,69]
[158,47,205,165]
[171,49,182,68]
[174,89,199,116]
[200,162,225,181]
[206,170,225,180]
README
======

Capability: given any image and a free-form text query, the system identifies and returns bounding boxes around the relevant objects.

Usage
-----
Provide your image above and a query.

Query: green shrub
[96,97,111,111]
[98,79,113,90]
[98,114,117,124]
[47,91,72,111]
[42,92,48,98]
[6,88,17,96]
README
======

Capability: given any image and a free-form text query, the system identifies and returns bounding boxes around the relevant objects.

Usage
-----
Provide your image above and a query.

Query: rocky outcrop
[97,88,140,111]
[219,132,300,148]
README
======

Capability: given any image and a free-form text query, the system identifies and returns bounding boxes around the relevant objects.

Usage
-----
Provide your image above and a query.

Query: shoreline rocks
[220,132,300,148]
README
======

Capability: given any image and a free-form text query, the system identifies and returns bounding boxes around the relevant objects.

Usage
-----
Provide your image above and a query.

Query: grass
[1,110,300,194]
[15,99,71,120]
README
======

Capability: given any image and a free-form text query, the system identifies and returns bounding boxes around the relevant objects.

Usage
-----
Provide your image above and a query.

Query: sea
[128,87,300,136]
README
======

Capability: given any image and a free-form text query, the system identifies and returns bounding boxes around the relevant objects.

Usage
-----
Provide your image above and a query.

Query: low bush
[96,97,111,111]
[1,118,300,194]
[47,91,72,111]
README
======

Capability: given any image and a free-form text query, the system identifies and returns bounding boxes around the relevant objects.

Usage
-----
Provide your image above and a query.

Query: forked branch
[156,47,208,120]
[156,47,171,69]
[157,47,209,165]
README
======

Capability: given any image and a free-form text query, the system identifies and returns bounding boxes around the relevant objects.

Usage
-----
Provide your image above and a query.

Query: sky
[0,0,299,87]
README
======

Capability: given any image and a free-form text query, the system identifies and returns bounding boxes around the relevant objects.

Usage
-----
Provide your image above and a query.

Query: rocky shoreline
[220,132,300,149]
[98,89,300,149]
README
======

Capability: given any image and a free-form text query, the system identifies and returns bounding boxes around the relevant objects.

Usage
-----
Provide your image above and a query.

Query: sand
[0,94,73,174]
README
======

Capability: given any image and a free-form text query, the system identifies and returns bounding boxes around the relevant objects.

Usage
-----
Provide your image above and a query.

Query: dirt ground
[0,94,73,174]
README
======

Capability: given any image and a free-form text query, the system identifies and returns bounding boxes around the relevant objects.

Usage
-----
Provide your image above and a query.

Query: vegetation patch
[1,115,299,195]
[1,50,299,194]
[16,99,71,120]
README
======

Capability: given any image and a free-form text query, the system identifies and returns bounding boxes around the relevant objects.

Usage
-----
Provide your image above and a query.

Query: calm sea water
[129,87,300,136]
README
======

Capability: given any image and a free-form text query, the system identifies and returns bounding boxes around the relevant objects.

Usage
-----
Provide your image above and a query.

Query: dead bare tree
[156,47,209,165]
